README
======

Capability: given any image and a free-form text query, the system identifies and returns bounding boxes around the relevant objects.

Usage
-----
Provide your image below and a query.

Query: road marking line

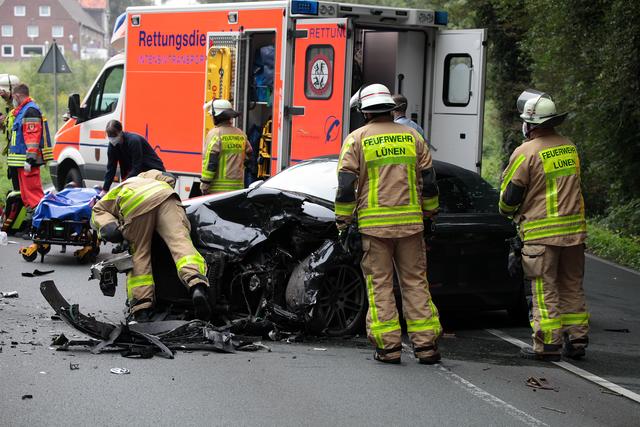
[436,365,549,427]
[486,328,640,404]
[586,253,640,276]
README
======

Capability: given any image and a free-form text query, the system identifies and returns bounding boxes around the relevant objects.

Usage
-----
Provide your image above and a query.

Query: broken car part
[89,253,134,297]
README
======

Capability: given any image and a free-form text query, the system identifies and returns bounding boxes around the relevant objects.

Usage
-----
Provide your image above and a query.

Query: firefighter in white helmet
[499,89,589,361]
[336,83,442,364]
[200,99,252,195]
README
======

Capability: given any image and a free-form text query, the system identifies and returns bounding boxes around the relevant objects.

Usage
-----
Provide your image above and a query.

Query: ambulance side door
[287,18,350,166]
[430,29,487,173]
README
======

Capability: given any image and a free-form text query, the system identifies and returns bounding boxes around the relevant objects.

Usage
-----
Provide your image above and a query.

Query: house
[0,0,107,61]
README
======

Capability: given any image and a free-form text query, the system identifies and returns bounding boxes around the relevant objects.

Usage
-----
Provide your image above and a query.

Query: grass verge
[587,220,640,271]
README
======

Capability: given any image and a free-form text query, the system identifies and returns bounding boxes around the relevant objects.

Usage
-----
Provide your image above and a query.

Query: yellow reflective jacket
[201,123,252,193]
[91,170,177,235]
[336,116,439,238]
[499,129,586,245]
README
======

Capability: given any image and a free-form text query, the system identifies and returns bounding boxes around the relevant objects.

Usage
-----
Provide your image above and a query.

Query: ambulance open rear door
[286,18,351,166]
[430,29,487,173]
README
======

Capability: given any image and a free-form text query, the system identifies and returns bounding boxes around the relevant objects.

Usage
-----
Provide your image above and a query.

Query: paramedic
[392,94,426,140]
[499,90,588,361]
[7,83,51,219]
[336,83,442,365]
[91,170,211,322]
[102,120,165,192]
[200,100,252,194]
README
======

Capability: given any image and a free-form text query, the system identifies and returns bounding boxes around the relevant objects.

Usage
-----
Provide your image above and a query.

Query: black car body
[151,158,523,336]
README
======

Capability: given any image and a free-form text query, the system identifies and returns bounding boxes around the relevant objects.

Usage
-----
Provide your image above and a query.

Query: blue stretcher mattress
[32,188,99,230]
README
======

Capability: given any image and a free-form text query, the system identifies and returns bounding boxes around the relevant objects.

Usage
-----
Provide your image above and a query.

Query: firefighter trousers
[360,232,442,360]
[122,198,208,314]
[521,243,588,354]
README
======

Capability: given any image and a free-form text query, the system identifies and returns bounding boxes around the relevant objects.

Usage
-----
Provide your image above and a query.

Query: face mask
[108,135,121,146]
[12,98,19,108]
[521,122,529,139]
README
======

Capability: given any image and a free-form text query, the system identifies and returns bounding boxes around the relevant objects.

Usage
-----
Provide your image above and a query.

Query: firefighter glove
[23,162,31,173]
[99,222,124,243]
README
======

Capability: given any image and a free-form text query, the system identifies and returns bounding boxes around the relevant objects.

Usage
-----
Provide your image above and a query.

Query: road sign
[38,42,71,74]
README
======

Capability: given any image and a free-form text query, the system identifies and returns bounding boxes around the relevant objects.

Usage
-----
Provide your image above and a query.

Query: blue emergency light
[435,11,448,26]
[292,0,319,15]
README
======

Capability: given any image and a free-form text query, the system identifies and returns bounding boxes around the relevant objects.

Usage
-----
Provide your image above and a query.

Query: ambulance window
[304,45,334,100]
[443,54,472,107]
[88,65,124,119]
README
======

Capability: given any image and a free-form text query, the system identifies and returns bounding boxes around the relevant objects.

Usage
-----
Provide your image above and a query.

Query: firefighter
[200,99,253,194]
[499,90,588,361]
[91,170,211,322]
[336,84,442,365]
[0,74,20,191]
[102,120,165,193]
[7,83,52,222]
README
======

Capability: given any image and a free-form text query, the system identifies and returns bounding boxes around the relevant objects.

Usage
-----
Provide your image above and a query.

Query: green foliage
[596,199,640,238]
[587,221,640,271]
[481,99,503,187]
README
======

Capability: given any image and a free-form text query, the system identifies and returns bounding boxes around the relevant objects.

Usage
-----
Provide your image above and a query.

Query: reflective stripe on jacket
[201,124,252,192]
[91,170,177,234]
[336,116,438,238]
[499,130,586,245]
[7,100,53,167]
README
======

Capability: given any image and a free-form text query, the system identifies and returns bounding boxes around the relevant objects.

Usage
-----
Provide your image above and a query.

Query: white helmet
[517,89,567,126]
[350,83,397,113]
[203,99,240,118]
[0,74,20,93]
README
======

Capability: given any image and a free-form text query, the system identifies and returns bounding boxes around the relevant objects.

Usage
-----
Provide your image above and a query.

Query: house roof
[58,0,105,34]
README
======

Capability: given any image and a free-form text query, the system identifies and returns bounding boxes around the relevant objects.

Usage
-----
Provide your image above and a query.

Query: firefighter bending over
[499,90,589,361]
[91,170,211,322]
[201,100,252,194]
[335,84,442,365]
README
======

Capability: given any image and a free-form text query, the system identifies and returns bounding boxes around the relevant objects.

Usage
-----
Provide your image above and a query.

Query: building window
[39,5,51,17]
[2,45,14,57]
[21,45,44,57]
[52,26,64,38]
[1,25,13,37]
[14,5,26,17]
[27,25,39,38]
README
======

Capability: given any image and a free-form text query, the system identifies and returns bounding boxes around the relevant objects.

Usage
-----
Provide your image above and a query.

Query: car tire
[63,167,83,188]
[311,264,367,337]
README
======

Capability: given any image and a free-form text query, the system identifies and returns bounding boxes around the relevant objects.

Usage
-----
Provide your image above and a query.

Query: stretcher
[19,187,101,263]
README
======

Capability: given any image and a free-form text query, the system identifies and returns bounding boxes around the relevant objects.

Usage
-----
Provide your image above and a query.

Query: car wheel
[313,264,367,336]
[64,167,83,188]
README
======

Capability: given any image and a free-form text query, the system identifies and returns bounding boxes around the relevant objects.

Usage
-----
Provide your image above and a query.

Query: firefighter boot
[563,335,587,360]
[520,347,561,362]
[373,346,402,364]
[133,308,154,323]
[191,284,211,320]
[415,345,442,365]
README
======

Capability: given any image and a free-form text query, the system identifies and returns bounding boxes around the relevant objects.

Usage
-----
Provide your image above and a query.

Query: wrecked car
[143,157,524,336]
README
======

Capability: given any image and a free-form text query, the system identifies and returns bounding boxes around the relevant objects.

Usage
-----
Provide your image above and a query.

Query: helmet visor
[516,89,548,114]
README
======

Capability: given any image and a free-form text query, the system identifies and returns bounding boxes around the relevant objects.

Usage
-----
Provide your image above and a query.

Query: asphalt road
[1,236,639,426]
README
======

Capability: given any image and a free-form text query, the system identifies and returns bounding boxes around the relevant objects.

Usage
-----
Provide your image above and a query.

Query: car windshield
[261,160,338,202]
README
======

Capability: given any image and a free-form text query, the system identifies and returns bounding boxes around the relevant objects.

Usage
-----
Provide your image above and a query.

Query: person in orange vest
[336,84,442,365]
[201,100,252,194]
[499,90,589,361]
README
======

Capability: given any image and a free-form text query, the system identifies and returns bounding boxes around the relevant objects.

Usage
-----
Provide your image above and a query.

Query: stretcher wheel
[22,251,38,263]
[37,244,51,256]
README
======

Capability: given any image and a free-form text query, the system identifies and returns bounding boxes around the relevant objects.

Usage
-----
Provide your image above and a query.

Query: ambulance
[51,0,487,198]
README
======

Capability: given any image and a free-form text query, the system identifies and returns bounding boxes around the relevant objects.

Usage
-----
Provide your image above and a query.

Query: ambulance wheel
[22,251,38,262]
[63,167,83,188]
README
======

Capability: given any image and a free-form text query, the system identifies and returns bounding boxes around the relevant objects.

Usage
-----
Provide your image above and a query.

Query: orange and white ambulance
[51,0,486,198]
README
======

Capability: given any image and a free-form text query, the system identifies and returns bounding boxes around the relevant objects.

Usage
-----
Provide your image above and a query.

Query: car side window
[437,172,499,214]
[87,65,124,120]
